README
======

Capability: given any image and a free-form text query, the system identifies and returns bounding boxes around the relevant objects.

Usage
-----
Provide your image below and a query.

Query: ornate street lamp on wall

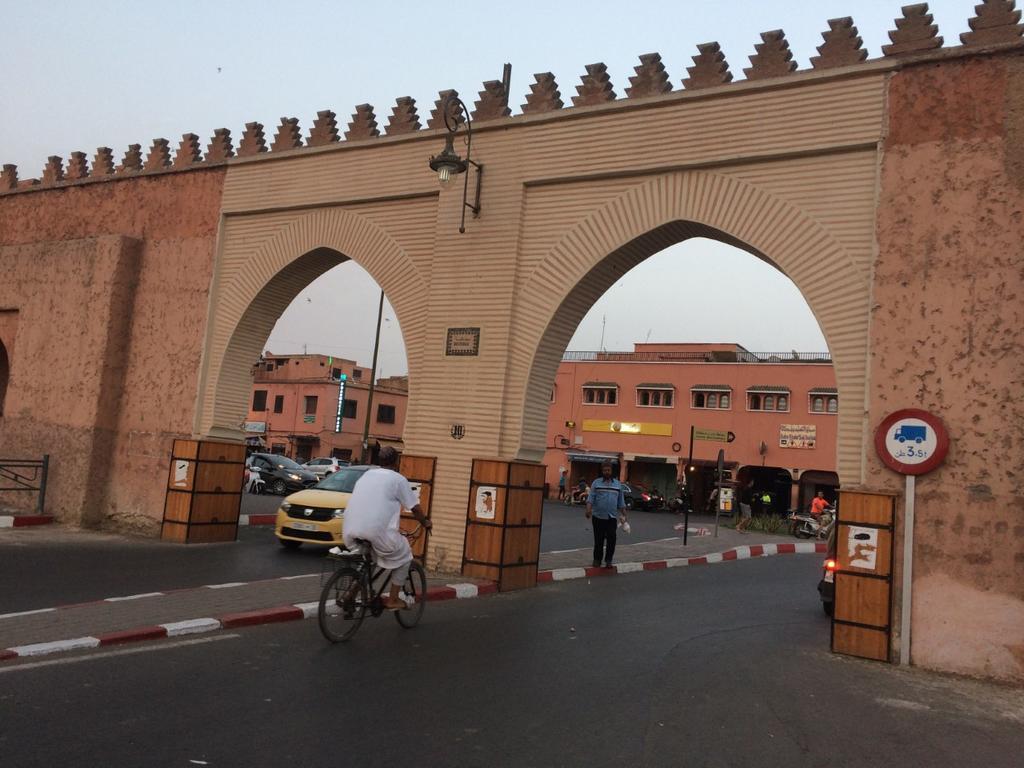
[429,92,483,234]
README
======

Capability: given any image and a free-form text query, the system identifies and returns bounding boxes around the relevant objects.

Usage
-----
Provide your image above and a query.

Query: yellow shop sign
[582,420,673,437]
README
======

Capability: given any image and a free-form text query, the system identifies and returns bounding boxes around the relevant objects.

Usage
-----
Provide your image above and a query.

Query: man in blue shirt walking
[585,461,627,568]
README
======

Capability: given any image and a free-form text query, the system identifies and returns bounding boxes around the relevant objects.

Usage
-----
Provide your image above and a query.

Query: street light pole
[361,289,385,464]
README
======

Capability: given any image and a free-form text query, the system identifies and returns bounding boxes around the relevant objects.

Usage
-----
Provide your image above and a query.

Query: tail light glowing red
[825,559,837,571]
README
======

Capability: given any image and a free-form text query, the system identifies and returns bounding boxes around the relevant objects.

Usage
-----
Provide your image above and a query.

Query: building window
[275,359,288,369]
[352,369,362,380]
[637,388,673,408]
[582,386,617,405]
[691,389,731,409]
[252,390,267,411]
[748,391,790,411]
[343,399,357,419]
[377,404,396,424]
[809,394,839,413]
[332,367,341,380]
[550,386,556,403]
[273,395,284,414]
[271,443,287,455]
[304,395,318,416]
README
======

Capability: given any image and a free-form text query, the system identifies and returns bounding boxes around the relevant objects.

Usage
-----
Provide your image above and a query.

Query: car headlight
[280,502,292,512]
[288,473,301,481]
[332,509,344,519]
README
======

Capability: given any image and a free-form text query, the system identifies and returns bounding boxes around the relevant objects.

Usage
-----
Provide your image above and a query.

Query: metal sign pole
[683,425,694,545]
[900,473,916,666]
[714,449,724,538]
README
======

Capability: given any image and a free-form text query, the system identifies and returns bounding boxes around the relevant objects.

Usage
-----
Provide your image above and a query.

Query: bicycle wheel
[394,561,427,629]
[318,566,367,643]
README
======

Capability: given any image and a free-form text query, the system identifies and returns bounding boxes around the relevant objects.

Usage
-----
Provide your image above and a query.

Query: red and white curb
[537,541,828,583]
[238,514,277,526]
[0,515,54,528]
[0,582,496,662]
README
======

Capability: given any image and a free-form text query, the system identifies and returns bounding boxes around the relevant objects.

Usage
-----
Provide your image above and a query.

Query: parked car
[274,465,373,549]
[301,456,350,479]
[622,482,665,511]
[247,453,318,496]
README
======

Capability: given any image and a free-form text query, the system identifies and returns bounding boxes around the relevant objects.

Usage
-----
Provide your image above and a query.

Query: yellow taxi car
[275,465,372,549]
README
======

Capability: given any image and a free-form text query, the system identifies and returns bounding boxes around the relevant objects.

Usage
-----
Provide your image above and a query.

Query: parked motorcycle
[565,486,589,506]
[789,505,836,540]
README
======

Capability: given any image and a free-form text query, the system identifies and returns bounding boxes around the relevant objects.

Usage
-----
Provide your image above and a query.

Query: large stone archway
[498,170,868,485]
[194,207,428,442]
[2,27,1021,680]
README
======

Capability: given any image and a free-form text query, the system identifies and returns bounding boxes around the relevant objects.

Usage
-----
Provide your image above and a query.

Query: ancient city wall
[0,170,225,530]
[873,51,1024,681]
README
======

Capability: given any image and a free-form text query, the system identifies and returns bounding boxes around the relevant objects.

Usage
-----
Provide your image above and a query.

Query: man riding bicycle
[341,447,431,610]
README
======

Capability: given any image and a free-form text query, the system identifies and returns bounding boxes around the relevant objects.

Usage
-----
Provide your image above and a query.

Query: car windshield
[268,455,303,470]
[315,467,369,493]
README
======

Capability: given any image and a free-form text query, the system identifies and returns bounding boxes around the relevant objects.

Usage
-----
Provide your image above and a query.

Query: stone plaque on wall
[445,327,480,356]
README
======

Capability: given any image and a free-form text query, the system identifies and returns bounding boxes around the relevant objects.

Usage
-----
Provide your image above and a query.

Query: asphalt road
[1,500,696,612]
[2,557,1020,767]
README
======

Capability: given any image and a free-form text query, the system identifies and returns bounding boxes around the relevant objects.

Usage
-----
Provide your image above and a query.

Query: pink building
[246,353,407,463]
[544,343,839,514]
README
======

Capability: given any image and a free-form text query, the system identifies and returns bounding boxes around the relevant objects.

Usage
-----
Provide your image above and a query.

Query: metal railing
[562,350,831,364]
[0,455,50,515]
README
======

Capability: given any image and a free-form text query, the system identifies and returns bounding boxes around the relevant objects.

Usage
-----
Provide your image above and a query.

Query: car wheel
[279,538,302,550]
[822,601,834,617]
[272,479,287,495]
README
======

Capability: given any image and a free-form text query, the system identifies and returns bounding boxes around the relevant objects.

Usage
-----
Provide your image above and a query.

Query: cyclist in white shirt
[342,447,431,610]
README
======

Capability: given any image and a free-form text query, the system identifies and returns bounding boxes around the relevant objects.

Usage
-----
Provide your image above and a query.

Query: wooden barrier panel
[831,490,896,662]
[161,439,245,543]
[462,458,545,591]
[398,454,436,562]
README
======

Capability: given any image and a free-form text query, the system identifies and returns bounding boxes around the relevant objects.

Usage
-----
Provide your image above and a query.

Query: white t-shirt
[342,467,419,568]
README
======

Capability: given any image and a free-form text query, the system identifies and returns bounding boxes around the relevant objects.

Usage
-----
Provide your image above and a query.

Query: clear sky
[2,1,978,375]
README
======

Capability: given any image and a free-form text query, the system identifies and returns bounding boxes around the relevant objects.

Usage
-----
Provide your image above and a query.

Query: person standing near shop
[557,469,567,501]
[586,461,627,568]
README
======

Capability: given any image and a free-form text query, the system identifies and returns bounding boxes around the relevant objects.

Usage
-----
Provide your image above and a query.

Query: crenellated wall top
[2,1,1023,196]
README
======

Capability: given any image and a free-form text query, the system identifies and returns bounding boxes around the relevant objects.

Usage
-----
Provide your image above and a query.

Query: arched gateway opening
[504,171,870,491]
[195,207,426,445]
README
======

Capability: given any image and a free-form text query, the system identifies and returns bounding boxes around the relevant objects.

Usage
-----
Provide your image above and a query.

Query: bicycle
[317,524,427,643]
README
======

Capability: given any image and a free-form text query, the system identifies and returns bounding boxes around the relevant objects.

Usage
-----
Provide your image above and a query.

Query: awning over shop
[623,454,677,463]
[375,438,405,450]
[290,434,320,443]
[566,451,621,464]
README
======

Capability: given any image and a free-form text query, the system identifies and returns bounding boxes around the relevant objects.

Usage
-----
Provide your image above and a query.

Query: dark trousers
[592,516,617,565]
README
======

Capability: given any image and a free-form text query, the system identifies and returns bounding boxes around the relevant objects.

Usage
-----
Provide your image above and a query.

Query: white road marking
[448,583,479,598]
[204,582,246,589]
[104,592,164,602]
[294,601,319,619]
[0,634,240,673]
[546,547,586,554]
[0,607,57,620]
[278,573,317,581]
[0,516,13,528]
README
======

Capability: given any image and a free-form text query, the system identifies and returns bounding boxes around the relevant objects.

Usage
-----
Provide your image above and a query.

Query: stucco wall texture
[0,170,225,531]
[874,54,1024,681]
